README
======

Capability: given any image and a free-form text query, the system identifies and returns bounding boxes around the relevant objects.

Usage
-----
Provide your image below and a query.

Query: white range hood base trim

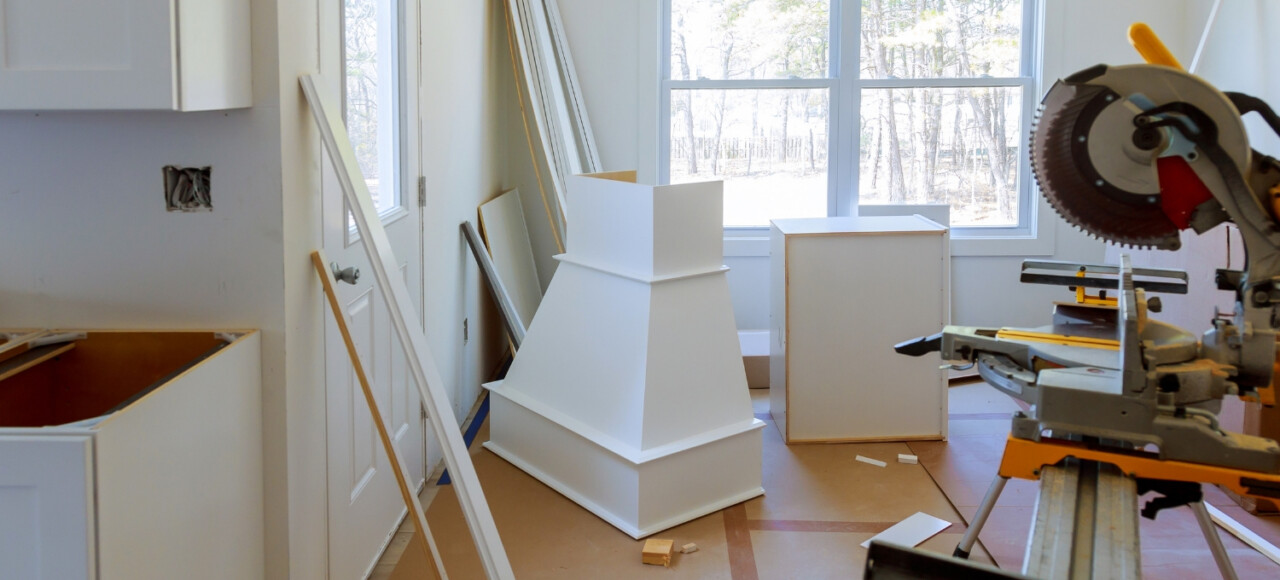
[486,379,765,463]
[485,389,765,539]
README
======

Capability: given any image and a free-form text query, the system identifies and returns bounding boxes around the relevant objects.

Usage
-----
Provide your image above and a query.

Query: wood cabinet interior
[0,332,226,427]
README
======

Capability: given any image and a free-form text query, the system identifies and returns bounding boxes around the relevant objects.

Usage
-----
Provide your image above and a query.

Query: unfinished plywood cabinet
[0,0,251,110]
[0,330,264,579]
[770,216,949,443]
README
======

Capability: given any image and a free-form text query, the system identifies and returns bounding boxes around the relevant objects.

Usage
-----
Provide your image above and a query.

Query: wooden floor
[371,385,1280,579]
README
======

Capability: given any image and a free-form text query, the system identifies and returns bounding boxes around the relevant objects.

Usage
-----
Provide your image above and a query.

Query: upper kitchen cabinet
[0,0,251,111]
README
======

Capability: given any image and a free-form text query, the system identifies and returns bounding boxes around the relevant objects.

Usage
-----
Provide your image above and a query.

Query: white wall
[0,0,510,577]
[535,0,1205,332]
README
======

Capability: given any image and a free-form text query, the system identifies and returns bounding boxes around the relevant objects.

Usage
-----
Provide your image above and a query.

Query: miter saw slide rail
[1020,260,1188,295]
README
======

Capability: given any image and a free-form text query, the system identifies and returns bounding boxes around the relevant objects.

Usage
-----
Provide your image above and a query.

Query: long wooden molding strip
[301,74,516,580]
[0,330,50,362]
[542,0,601,172]
[0,342,75,383]
[311,251,445,580]
[461,221,527,348]
[506,0,569,247]
[502,0,565,253]
[505,0,605,243]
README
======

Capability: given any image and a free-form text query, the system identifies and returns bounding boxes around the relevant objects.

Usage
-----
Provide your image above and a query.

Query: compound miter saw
[888,25,1280,570]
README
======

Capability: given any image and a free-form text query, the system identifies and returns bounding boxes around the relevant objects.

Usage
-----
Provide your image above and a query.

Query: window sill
[721,215,1057,258]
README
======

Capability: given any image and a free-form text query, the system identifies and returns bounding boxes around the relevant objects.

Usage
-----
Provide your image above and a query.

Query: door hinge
[417,176,426,206]
[420,406,428,422]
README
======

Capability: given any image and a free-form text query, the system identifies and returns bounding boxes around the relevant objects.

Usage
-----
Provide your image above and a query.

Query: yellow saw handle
[1129,23,1183,69]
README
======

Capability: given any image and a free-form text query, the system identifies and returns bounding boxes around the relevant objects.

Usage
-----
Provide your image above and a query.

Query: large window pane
[859,86,1022,227]
[671,88,829,226]
[860,0,1021,79]
[344,0,398,215]
[671,0,831,81]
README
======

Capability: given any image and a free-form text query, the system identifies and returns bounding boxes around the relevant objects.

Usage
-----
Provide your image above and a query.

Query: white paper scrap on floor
[861,512,953,549]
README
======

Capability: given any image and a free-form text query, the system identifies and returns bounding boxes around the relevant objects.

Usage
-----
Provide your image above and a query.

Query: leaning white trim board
[1205,503,1280,566]
[301,74,515,580]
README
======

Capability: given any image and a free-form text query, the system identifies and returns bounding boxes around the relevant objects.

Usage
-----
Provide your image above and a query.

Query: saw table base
[951,436,1257,579]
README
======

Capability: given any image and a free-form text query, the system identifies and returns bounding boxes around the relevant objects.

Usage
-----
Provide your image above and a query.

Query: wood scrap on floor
[856,455,887,468]
[898,454,918,464]
[641,539,674,567]
[680,542,699,554]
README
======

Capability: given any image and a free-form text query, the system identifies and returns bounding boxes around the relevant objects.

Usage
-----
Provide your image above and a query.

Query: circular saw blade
[1031,80,1182,250]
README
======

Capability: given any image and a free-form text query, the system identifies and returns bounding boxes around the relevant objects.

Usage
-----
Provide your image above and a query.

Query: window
[661,0,1037,235]
[344,0,403,223]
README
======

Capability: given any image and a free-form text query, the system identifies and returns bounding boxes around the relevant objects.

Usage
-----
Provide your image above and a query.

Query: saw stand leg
[953,474,1009,558]
[1191,501,1239,580]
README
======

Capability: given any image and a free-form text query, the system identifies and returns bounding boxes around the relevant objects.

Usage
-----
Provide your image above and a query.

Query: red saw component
[1156,156,1214,229]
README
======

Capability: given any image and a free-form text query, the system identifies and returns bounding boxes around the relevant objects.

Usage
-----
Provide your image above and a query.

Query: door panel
[319,0,426,576]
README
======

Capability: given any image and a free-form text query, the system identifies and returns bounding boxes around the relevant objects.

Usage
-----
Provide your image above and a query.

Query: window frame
[658,0,1048,256]
[342,0,410,245]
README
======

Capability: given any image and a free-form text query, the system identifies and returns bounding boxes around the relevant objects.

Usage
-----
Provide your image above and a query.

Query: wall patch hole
[164,166,212,211]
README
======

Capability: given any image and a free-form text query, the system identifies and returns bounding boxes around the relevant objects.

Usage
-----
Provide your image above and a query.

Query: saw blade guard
[1031,64,1253,250]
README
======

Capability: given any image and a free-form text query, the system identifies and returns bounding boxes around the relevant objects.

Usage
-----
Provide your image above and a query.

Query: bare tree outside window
[664,0,1033,229]
[859,0,1024,226]
[670,0,831,227]
[344,0,399,216]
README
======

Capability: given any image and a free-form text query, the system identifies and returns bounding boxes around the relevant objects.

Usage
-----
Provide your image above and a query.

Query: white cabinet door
[0,0,174,109]
[0,435,95,580]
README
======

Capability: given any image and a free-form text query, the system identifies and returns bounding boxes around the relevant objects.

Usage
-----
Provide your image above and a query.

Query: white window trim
[344,0,410,246]
[654,0,1054,258]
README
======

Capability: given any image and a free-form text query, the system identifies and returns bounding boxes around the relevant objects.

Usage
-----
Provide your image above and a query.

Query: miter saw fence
[898,62,1280,480]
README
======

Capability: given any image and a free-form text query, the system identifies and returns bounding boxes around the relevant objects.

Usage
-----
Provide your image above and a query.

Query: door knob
[331,262,360,285]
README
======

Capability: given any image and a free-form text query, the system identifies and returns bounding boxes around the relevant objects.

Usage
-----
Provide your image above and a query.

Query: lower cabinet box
[0,330,263,580]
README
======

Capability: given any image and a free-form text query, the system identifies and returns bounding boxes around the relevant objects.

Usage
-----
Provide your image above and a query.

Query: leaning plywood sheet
[479,190,543,333]
[300,74,515,580]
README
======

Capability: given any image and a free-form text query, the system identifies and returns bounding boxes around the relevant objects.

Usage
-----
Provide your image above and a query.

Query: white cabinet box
[0,0,251,110]
[769,216,949,443]
[0,330,263,579]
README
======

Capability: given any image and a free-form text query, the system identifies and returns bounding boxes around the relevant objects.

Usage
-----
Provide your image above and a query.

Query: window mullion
[835,0,859,217]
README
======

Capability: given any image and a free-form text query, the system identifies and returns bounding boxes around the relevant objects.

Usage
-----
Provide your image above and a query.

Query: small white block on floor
[898,454,918,464]
[855,455,887,468]
[860,512,952,549]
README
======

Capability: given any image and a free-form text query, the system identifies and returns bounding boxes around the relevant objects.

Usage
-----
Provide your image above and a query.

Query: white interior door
[320,0,427,577]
